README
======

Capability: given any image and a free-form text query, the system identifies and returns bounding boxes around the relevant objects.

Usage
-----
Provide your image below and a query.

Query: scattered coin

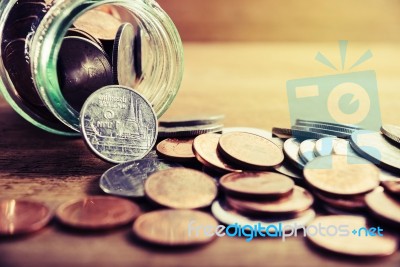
[304,155,379,196]
[350,130,400,172]
[313,190,366,211]
[56,196,140,230]
[307,215,398,257]
[226,186,314,216]
[73,9,122,41]
[283,138,306,169]
[295,119,362,130]
[332,139,359,157]
[292,125,349,138]
[193,133,240,173]
[0,199,52,236]
[211,201,316,233]
[314,137,341,157]
[299,139,317,163]
[219,172,294,199]
[295,119,358,135]
[381,124,400,145]
[80,85,158,164]
[272,127,292,139]
[133,209,218,246]
[58,36,113,111]
[99,158,182,197]
[160,114,225,127]
[365,188,400,226]
[381,180,400,197]
[158,124,224,138]
[156,138,196,162]
[218,132,284,170]
[144,168,218,209]
[112,23,136,89]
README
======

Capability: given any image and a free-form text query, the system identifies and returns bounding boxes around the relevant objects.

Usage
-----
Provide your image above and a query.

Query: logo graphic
[287,41,381,131]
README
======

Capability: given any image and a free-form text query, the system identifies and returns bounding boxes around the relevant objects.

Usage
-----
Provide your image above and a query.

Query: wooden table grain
[0,43,399,267]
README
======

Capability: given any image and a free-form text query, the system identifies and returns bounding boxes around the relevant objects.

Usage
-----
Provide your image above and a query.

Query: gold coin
[133,209,218,246]
[307,215,398,256]
[365,188,400,225]
[144,168,218,209]
[304,155,379,196]
[156,138,196,162]
[218,132,284,170]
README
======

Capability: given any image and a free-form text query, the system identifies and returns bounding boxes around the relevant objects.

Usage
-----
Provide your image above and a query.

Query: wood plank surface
[0,43,399,267]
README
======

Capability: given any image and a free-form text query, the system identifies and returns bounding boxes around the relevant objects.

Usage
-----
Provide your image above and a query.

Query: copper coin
[219,172,294,199]
[156,138,196,162]
[73,9,122,40]
[365,188,400,225]
[0,199,52,236]
[226,186,314,215]
[313,190,366,211]
[144,168,218,209]
[218,132,284,170]
[381,124,400,144]
[272,127,293,139]
[133,209,218,246]
[56,196,140,230]
[193,133,240,173]
[307,215,398,256]
[304,155,380,196]
[381,180,400,196]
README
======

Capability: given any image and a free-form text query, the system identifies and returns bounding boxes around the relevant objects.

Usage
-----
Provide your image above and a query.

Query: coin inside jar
[144,168,218,209]
[218,132,284,170]
[133,209,218,246]
[0,199,52,236]
[304,155,380,196]
[226,186,313,216]
[56,196,140,230]
[156,138,196,162]
[307,215,398,257]
[365,189,400,225]
[219,172,294,199]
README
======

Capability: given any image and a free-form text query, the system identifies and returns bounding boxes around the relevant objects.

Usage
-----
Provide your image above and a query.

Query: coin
[134,27,143,79]
[218,132,284,170]
[3,15,41,42]
[211,201,316,233]
[144,168,218,209]
[299,139,317,163]
[314,137,341,157]
[292,125,349,138]
[193,133,240,173]
[80,85,158,164]
[226,186,314,215]
[160,114,225,127]
[158,124,224,138]
[332,139,359,157]
[350,130,400,172]
[295,119,357,135]
[365,189,400,225]
[133,209,218,246]
[0,199,52,236]
[304,155,379,196]
[313,190,366,211]
[156,138,196,162]
[283,138,306,169]
[381,180,400,197]
[73,9,122,41]
[56,196,140,230]
[112,23,136,89]
[272,127,292,139]
[58,36,113,111]
[274,160,304,180]
[219,172,294,199]
[381,124,400,145]
[296,119,362,130]
[99,158,182,197]
[307,215,398,257]
[65,28,103,48]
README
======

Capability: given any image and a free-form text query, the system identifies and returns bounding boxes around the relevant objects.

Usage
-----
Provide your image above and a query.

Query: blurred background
[157,0,400,42]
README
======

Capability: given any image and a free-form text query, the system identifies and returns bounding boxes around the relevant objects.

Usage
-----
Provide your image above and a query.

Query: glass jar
[0,0,183,136]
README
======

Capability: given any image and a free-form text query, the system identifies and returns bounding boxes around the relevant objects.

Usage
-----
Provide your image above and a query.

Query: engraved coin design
[100,158,182,197]
[80,85,158,163]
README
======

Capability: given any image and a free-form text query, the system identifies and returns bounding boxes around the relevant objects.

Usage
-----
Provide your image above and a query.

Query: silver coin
[381,124,400,145]
[223,127,272,139]
[295,120,358,135]
[283,138,306,169]
[350,130,400,172]
[291,127,335,139]
[80,85,158,163]
[292,125,347,138]
[211,200,316,233]
[113,23,136,88]
[295,119,362,130]
[158,124,223,138]
[100,158,182,197]
[160,114,225,127]
[299,139,317,163]
[332,139,359,157]
[314,137,342,157]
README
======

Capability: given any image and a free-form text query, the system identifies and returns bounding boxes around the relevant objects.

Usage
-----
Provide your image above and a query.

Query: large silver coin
[283,138,306,169]
[299,139,317,163]
[350,130,400,172]
[381,124,400,145]
[100,158,182,197]
[80,85,158,163]
[112,23,136,89]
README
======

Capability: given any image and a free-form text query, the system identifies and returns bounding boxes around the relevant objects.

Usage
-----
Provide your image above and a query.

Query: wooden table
[0,43,399,267]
